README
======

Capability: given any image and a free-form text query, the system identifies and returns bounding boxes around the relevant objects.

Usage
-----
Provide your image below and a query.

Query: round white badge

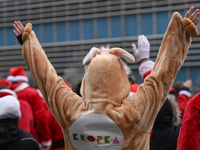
[69,114,124,150]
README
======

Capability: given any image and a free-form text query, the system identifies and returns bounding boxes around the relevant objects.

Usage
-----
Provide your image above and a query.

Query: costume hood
[80,47,135,106]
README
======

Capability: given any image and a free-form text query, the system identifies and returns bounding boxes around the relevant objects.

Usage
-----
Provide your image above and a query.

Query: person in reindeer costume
[13,6,199,150]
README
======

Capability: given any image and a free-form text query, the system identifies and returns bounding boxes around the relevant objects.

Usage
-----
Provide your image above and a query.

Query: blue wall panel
[33,24,41,42]
[190,67,200,86]
[97,17,108,39]
[173,9,185,18]
[44,23,53,43]
[7,27,15,46]
[70,21,80,41]
[83,19,94,40]
[111,16,122,37]
[57,22,67,42]
[174,67,187,83]
[156,11,168,34]
[141,13,153,35]
[0,28,3,46]
[125,14,137,36]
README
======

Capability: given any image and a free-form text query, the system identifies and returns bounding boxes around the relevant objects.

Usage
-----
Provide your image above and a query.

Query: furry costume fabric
[21,12,197,150]
[177,92,200,150]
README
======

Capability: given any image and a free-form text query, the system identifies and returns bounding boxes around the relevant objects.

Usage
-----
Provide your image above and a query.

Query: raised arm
[14,22,85,131]
[123,7,199,132]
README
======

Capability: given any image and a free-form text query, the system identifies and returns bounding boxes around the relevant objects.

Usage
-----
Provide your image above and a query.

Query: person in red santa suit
[0,78,34,133]
[169,79,192,119]
[37,81,72,150]
[46,109,65,150]
[37,90,65,150]
[177,92,200,150]
[7,66,52,150]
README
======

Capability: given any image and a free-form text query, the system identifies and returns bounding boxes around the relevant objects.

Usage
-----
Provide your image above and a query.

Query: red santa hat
[7,66,28,83]
[0,78,10,87]
[169,87,178,97]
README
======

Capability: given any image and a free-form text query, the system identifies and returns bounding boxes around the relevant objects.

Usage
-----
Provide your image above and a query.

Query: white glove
[132,35,150,62]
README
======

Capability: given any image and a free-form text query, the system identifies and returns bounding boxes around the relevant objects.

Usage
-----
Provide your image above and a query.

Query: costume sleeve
[123,12,193,132]
[21,30,85,131]
[177,92,200,150]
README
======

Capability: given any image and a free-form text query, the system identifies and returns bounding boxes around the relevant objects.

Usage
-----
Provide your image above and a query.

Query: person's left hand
[13,21,24,36]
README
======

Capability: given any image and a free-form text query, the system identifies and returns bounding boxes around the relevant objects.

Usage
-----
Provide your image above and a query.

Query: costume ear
[83,47,101,65]
[109,47,135,63]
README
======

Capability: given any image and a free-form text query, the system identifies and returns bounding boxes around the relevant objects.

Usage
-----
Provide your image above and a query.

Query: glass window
[156,11,168,34]
[6,27,15,46]
[111,16,122,38]
[33,24,41,42]
[125,14,137,36]
[97,17,108,39]
[44,23,53,43]
[70,20,80,41]
[83,19,94,40]
[56,22,67,42]
[0,28,3,46]
[141,13,153,35]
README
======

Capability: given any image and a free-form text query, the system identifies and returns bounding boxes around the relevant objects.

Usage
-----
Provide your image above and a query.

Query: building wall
[1,0,200,89]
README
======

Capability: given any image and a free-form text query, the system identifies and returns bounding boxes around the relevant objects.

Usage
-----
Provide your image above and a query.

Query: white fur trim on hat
[0,89,17,98]
[7,75,28,83]
[139,60,155,79]
[0,95,21,120]
[179,90,191,98]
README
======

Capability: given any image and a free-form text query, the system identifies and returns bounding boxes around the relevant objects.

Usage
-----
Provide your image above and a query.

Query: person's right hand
[132,35,150,62]
[13,21,24,36]
[184,6,199,25]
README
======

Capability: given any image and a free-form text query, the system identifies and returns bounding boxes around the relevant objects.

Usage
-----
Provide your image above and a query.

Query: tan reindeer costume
[20,12,197,150]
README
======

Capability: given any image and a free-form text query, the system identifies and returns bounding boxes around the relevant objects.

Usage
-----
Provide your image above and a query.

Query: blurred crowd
[0,65,70,150]
[0,34,198,150]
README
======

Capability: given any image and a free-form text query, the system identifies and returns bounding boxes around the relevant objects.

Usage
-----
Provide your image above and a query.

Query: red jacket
[177,92,200,150]
[9,82,52,146]
[18,99,34,133]
[46,109,65,150]
[36,81,72,150]
[177,90,191,119]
